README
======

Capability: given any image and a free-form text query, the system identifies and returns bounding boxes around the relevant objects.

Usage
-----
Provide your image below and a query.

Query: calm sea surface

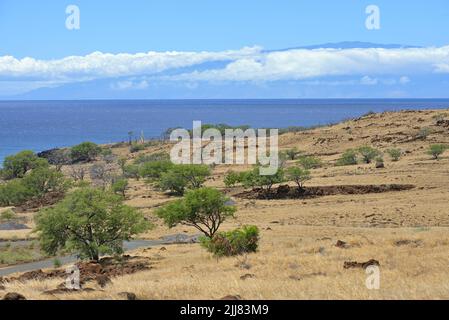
[0,99,448,163]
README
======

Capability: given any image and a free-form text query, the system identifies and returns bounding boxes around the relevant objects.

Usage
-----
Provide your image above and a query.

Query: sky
[0,0,449,99]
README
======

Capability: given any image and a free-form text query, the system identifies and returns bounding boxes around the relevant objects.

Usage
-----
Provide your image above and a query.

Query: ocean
[0,99,448,164]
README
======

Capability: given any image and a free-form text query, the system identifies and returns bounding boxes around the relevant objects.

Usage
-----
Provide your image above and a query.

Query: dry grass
[2,108,449,300]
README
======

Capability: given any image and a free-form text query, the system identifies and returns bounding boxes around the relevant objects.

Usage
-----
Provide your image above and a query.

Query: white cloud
[111,79,149,90]
[360,76,378,85]
[0,46,448,95]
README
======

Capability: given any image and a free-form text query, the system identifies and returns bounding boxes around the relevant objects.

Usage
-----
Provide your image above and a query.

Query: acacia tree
[156,187,236,238]
[2,150,48,180]
[285,166,311,190]
[357,146,380,164]
[35,187,150,261]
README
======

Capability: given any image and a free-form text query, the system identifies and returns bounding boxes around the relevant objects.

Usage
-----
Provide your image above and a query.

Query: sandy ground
[1,108,449,299]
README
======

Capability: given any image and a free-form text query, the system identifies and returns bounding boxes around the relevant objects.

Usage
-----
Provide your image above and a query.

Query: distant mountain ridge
[268,41,420,52]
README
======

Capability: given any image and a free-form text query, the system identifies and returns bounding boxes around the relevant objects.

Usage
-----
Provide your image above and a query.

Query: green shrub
[0,209,18,222]
[111,179,128,197]
[297,155,322,169]
[70,142,101,163]
[139,160,174,180]
[156,187,236,238]
[336,149,358,166]
[387,148,402,161]
[200,225,259,257]
[35,187,150,261]
[357,146,381,164]
[428,144,447,160]
[0,167,67,206]
[224,171,242,188]
[0,180,34,206]
[155,164,211,195]
[241,166,284,191]
[285,166,311,189]
[129,143,145,153]
[284,148,300,160]
[158,170,188,195]
[133,152,170,165]
[123,164,140,180]
[21,167,67,197]
[2,150,49,180]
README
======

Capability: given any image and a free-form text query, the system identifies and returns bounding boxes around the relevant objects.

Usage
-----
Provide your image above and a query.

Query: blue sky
[0,0,449,99]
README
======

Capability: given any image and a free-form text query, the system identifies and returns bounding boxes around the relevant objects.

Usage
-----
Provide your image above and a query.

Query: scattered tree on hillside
[36,188,150,261]
[156,187,236,238]
[428,144,447,160]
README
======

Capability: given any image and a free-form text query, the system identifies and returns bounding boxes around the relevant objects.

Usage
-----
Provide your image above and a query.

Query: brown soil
[236,184,415,200]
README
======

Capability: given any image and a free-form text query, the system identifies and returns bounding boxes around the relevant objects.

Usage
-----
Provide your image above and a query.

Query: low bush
[428,144,447,160]
[1,150,49,180]
[0,167,66,206]
[297,155,322,169]
[224,171,242,188]
[129,143,145,153]
[387,148,402,161]
[285,166,311,189]
[200,225,259,257]
[357,146,381,164]
[70,142,101,163]
[111,178,128,197]
[336,149,358,166]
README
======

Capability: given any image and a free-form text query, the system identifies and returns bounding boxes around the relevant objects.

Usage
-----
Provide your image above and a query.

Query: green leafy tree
[224,171,242,188]
[297,155,322,169]
[336,149,358,166]
[0,180,34,206]
[70,142,101,163]
[156,187,236,238]
[111,178,128,197]
[2,150,48,180]
[22,167,67,197]
[428,144,447,160]
[284,148,300,160]
[285,166,311,190]
[244,166,284,191]
[139,160,174,180]
[387,148,402,161]
[158,170,188,195]
[156,164,211,194]
[357,146,381,164]
[35,188,150,261]
[123,164,140,180]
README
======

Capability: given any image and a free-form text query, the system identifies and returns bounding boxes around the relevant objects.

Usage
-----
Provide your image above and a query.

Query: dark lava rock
[335,240,348,248]
[118,292,138,300]
[37,148,71,165]
[240,274,255,280]
[2,292,26,300]
[220,295,242,300]
[344,259,380,269]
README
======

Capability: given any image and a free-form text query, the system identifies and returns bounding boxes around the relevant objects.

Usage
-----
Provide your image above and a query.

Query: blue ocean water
[0,99,448,164]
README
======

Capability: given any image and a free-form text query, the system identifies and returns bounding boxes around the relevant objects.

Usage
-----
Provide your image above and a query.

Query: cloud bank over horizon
[1,44,449,98]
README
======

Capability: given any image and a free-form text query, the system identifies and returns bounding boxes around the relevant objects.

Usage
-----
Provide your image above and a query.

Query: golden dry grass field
[1,108,449,300]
